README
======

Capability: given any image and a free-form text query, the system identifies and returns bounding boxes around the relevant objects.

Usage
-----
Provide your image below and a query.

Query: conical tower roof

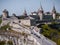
[38,3,44,13]
[52,5,56,13]
[23,9,27,16]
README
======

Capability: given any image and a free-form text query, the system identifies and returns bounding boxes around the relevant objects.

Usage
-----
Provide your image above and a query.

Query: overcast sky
[0,0,60,15]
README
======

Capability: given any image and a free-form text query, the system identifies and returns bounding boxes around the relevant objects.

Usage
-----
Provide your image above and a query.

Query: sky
[0,0,60,16]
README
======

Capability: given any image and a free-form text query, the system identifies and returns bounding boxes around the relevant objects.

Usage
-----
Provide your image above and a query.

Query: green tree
[0,23,11,30]
[41,24,60,45]
[7,41,13,45]
[0,41,5,45]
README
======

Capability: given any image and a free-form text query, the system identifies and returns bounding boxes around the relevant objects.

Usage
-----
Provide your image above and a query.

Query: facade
[20,19,31,26]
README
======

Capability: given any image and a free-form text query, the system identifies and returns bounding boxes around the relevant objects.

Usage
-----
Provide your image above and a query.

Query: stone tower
[23,9,27,16]
[52,5,56,19]
[38,4,44,20]
[2,9,9,19]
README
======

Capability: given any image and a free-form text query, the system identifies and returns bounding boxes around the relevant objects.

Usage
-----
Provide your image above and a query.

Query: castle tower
[52,5,56,19]
[38,4,44,20]
[2,9,9,19]
[23,9,27,16]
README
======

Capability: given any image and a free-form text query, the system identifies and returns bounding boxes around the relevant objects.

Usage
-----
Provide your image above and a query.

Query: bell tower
[23,9,27,16]
[52,5,56,19]
[38,4,44,20]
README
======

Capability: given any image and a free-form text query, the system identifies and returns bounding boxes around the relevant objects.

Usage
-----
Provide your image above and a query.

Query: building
[38,4,44,20]
[1,4,60,26]
[23,9,27,16]
[2,9,9,19]
[0,7,57,45]
[52,5,56,19]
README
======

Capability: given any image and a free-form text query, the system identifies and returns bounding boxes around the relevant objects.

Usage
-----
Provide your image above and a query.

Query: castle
[2,5,57,19]
[1,5,60,26]
[0,5,57,45]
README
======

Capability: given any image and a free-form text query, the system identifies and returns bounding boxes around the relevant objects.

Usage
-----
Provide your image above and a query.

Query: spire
[38,2,43,13]
[40,3,43,11]
[38,2,43,20]
[52,5,56,19]
[23,9,27,16]
[52,4,56,13]
[52,6,56,13]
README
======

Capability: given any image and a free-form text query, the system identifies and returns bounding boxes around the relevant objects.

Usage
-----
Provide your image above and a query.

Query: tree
[0,41,5,45]
[40,24,60,45]
[0,23,11,30]
[7,41,13,45]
